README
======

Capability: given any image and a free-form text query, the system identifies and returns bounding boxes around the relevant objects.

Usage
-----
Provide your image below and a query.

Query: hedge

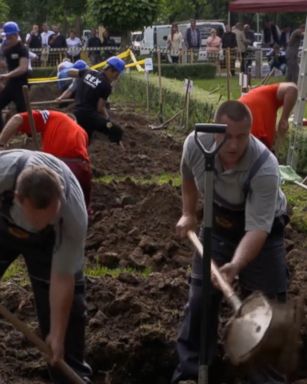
[111,72,224,130]
[153,63,217,80]
[30,67,57,79]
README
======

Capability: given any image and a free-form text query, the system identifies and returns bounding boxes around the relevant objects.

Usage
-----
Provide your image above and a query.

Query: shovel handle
[187,230,242,311]
[0,303,86,384]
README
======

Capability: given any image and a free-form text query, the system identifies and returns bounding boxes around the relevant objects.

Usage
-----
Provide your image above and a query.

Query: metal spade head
[225,292,273,365]
[224,292,301,374]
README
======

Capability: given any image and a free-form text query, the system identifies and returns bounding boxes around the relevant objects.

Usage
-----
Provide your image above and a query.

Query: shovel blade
[225,292,301,374]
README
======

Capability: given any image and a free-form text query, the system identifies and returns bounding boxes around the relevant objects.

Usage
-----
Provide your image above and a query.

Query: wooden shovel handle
[0,302,86,384]
[187,230,242,311]
[22,85,39,150]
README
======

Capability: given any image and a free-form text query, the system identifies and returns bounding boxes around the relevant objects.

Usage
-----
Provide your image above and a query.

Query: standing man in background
[185,20,201,62]
[0,21,29,130]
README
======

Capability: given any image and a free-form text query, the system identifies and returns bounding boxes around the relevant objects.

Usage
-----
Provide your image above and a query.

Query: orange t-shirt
[239,84,283,149]
[19,110,89,162]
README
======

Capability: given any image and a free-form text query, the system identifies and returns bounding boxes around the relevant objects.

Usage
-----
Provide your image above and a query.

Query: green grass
[95,173,181,187]
[2,260,152,281]
[194,76,284,100]
[3,260,27,282]
[85,264,152,278]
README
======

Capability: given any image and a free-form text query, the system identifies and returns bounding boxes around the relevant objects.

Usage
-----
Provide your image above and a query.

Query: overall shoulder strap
[243,148,271,196]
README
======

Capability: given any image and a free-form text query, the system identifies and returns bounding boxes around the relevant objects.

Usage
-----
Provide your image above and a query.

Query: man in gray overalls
[173,100,288,384]
[0,149,92,383]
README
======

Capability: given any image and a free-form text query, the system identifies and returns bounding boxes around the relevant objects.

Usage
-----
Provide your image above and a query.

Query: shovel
[187,230,301,373]
[0,302,86,384]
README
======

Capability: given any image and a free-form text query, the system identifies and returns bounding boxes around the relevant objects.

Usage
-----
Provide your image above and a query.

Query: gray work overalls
[172,149,288,384]
[0,155,92,383]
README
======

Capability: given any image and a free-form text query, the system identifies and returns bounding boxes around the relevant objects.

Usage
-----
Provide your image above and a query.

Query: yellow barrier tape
[126,60,145,68]
[28,48,141,84]
[91,48,131,70]
[129,50,144,72]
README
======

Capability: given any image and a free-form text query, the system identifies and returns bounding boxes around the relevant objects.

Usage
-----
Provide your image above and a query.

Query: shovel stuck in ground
[188,230,302,374]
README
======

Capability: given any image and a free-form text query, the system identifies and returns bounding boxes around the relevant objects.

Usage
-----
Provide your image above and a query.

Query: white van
[131,31,144,49]
[140,24,171,54]
[140,21,226,60]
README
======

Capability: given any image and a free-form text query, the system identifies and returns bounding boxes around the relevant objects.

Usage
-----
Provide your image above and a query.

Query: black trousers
[74,109,109,141]
[0,80,27,130]
[172,232,288,384]
[0,216,92,383]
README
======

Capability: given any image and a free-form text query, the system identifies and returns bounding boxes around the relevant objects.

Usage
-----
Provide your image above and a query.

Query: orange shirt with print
[19,110,89,162]
[239,84,283,149]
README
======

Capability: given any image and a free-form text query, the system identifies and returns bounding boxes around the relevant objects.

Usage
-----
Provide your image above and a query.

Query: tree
[0,0,9,20]
[159,0,207,22]
[87,0,159,43]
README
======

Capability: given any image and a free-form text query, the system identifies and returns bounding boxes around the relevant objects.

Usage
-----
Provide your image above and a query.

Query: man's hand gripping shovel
[0,302,86,384]
[187,230,302,373]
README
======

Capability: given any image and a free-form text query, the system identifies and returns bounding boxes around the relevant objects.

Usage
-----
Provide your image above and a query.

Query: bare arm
[1,57,29,80]
[219,229,268,284]
[277,82,298,135]
[0,114,23,145]
[176,177,199,238]
[47,272,74,364]
[56,87,73,101]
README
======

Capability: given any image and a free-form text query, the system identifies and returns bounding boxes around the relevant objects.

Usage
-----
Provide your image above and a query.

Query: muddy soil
[0,97,307,384]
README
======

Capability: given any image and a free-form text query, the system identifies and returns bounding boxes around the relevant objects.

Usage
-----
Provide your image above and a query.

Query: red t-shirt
[19,110,89,162]
[239,84,283,149]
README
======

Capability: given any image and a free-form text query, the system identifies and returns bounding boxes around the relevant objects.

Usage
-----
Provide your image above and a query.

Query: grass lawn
[194,76,284,100]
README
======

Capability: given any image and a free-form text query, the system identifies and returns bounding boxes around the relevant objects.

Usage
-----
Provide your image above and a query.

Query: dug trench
[0,91,307,383]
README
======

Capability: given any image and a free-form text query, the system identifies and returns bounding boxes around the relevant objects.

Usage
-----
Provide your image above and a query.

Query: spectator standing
[263,20,280,47]
[232,22,248,73]
[206,28,222,65]
[48,25,67,65]
[185,19,201,62]
[101,28,116,60]
[87,29,102,65]
[280,26,292,49]
[244,24,255,46]
[221,25,237,76]
[0,21,29,130]
[286,25,304,83]
[40,23,54,66]
[25,24,42,50]
[66,30,82,62]
[167,23,183,64]
[244,24,255,71]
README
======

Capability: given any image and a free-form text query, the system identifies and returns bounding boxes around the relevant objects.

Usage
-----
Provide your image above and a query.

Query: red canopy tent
[229,0,307,13]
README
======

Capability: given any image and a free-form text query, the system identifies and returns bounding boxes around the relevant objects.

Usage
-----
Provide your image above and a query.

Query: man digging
[0,149,92,383]
[173,101,290,384]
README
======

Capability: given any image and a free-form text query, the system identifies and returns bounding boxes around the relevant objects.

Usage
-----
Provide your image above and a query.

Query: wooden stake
[157,48,163,123]
[226,48,231,100]
[22,85,39,150]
